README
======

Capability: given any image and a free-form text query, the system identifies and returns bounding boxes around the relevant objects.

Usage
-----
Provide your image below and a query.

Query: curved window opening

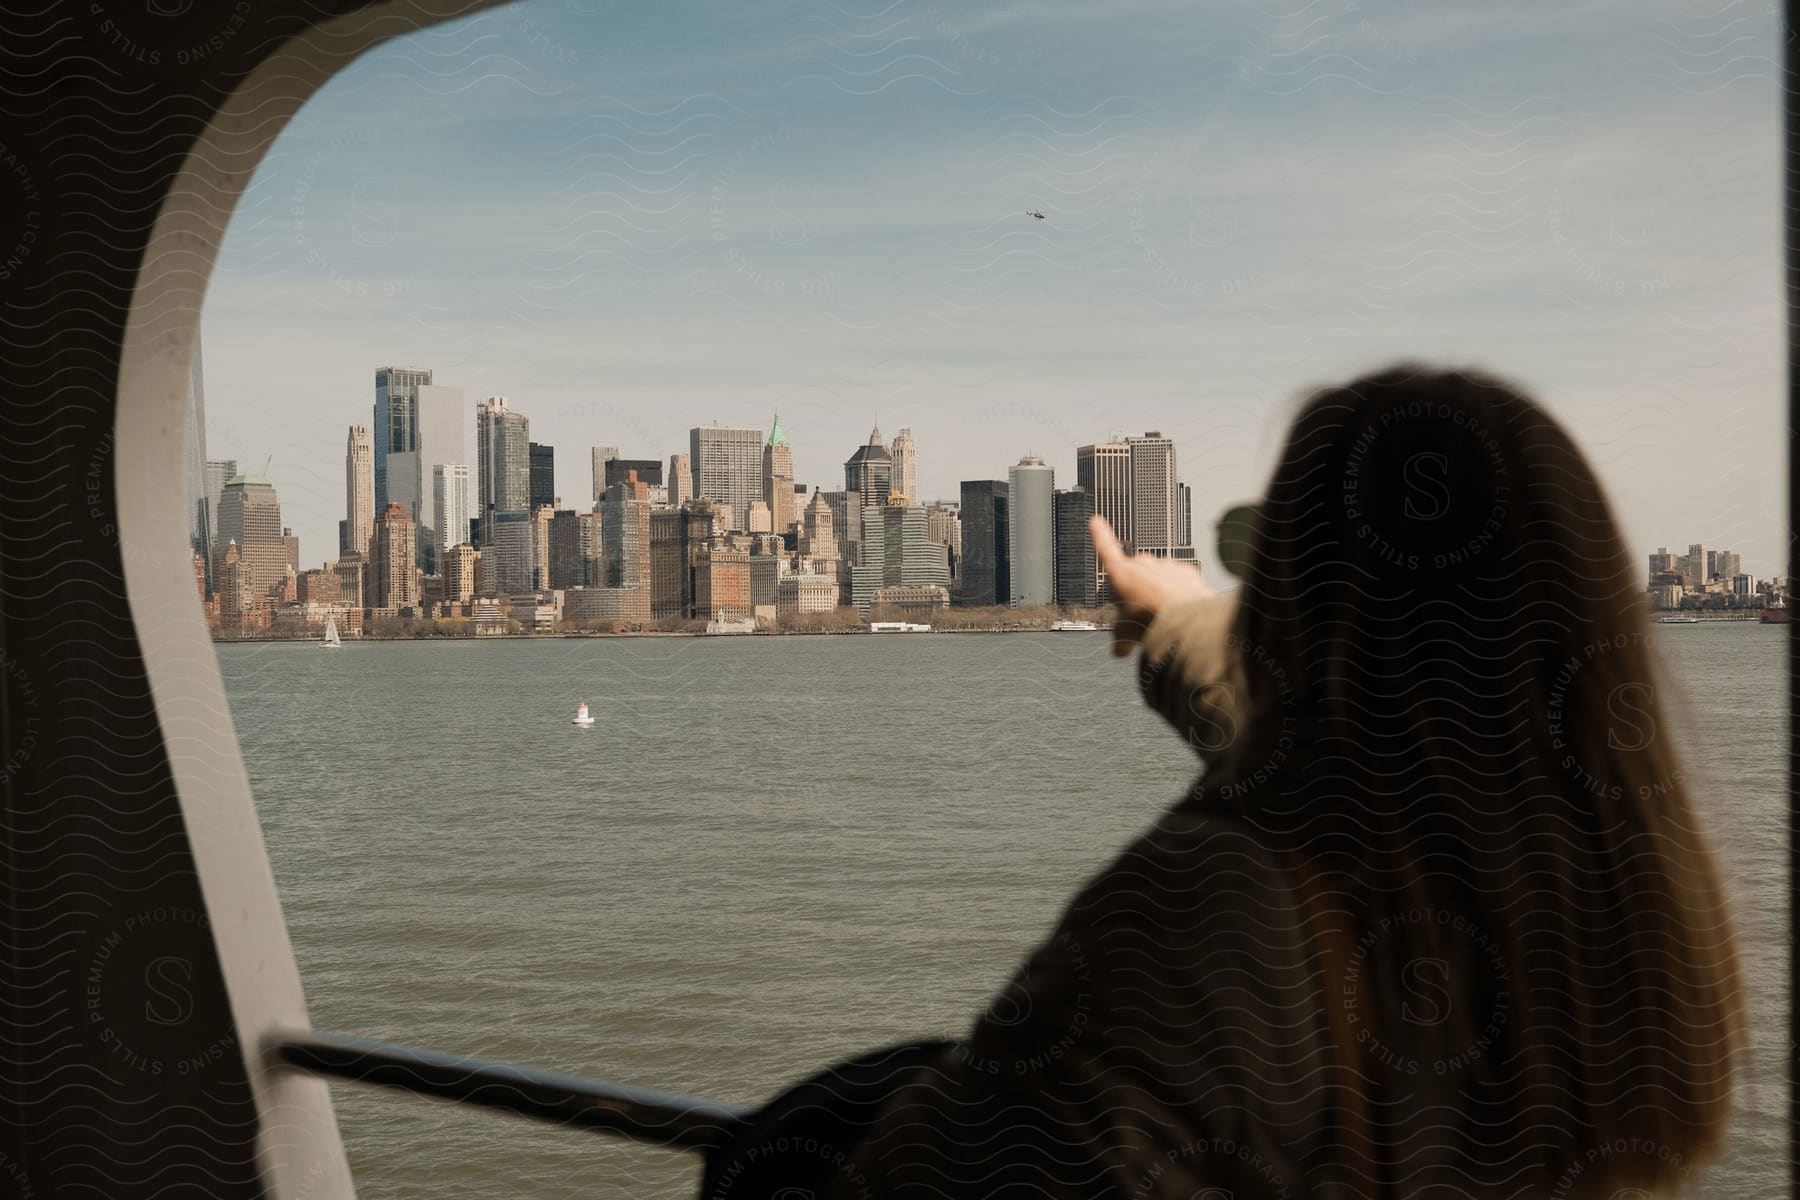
[174,3,1786,1196]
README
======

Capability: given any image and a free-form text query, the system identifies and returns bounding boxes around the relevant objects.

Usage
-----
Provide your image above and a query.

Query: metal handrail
[275,1030,752,1153]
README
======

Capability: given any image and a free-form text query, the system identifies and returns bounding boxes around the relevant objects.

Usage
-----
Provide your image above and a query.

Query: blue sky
[204,0,1784,576]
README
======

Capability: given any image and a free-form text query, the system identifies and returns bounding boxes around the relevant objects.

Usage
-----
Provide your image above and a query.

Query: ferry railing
[274,1031,752,1153]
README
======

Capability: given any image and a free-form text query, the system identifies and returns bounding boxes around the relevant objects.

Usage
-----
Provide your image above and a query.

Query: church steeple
[768,411,788,447]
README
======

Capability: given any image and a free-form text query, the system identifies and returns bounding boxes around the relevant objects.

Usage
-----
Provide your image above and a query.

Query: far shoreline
[211,625,1119,645]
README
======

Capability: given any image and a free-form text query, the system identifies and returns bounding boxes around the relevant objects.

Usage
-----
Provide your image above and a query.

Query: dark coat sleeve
[821,815,1339,1200]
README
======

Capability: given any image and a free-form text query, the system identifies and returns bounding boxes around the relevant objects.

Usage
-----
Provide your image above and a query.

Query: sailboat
[321,615,342,649]
[572,703,595,727]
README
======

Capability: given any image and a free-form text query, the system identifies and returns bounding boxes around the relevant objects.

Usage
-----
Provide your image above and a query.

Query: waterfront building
[1007,457,1055,607]
[690,425,763,531]
[216,541,253,625]
[373,365,430,512]
[882,503,950,591]
[332,556,365,608]
[764,414,796,534]
[926,503,961,593]
[958,480,1009,607]
[371,503,420,610]
[802,491,839,573]
[890,428,918,506]
[591,445,619,505]
[1648,547,1680,580]
[345,425,374,562]
[844,426,892,507]
[600,476,652,620]
[442,543,478,604]
[488,510,533,594]
[750,553,782,625]
[432,464,472,575]
[777,573,838,617]
[1686,543,1705,589]
[649,499,721,620]
[668,453,692,508]
[476,397,530,547]
[1127,432,1178,553]
[1054,487,1098,608]
[851,503,885,614]
[695,543,752,621]
[579,512,603,585]
[1714,550,1741,584]
[872,584,949,618]
[548,509,585,590]
[296,565,339,606]
[1734,574,1757,598]
[214,474,285,602]
[529,505,555,591]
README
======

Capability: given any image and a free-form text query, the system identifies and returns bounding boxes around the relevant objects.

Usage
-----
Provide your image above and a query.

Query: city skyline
[197,1,1783,582]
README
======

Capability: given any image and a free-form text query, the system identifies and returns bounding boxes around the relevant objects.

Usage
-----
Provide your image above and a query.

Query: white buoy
[572,702,595,727]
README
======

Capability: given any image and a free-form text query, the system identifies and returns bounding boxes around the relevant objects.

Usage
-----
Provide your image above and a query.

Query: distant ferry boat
[1763,604,1792,625]
[1657,616,1702,624]
[870,621,931,633]
[704,611,756,635]
[1050,620,1099,632]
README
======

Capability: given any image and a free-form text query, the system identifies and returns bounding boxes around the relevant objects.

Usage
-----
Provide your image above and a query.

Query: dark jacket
[703,598,1344,1199]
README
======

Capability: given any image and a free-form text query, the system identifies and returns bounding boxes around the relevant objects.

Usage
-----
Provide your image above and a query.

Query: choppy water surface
[221,626,1786,1198]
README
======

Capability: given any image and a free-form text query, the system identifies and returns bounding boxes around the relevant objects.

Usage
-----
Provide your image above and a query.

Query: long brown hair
[1208,364,1743,1196]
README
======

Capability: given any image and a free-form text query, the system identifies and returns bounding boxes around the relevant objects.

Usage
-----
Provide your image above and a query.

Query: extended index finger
[1090,514,1127,577]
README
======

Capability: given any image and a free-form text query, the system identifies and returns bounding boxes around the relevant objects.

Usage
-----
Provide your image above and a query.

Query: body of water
[221,625,1787,1198]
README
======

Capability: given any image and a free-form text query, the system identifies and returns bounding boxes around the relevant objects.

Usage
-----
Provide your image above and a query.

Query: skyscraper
[371,502,420,609]
[213,474,284,602]
[432,463,472,571]
[373,366,431,512]
[844,426,892,506]
[889,428,918,504]
[1687,542,1706,588]
[1007,457,1055,607]
[1054,488,1097,607]
[529,442,556,510]
[764,414,796,533]
[203,458,237,576]
[476,396,530,546]
[957,480,1009,607]
[413,382,465,543]
[600,476,652,620]
[591,445,619,505]
[668,453,692,508]
[1077,441,1131,543]
[1127,432,1178,552]
[345,425,374,562]
[689,425,763,531]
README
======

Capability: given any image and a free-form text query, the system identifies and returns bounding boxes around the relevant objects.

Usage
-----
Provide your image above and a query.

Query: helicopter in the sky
[1025,209,1045,220]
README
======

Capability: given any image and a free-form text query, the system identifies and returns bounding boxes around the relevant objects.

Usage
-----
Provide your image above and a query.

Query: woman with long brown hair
[703,364,1742,1199]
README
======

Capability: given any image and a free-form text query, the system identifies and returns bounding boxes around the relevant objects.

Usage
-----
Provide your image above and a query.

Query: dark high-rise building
[603,458,664,492]
[957,480,1009,607]
[844,426,892,507]
[548,509,585,590]
[529,442,556,510]
[1054,488,1097,608]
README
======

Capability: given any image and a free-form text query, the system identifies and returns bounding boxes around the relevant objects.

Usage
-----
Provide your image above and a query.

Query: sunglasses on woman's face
[1214,503,1263,579]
